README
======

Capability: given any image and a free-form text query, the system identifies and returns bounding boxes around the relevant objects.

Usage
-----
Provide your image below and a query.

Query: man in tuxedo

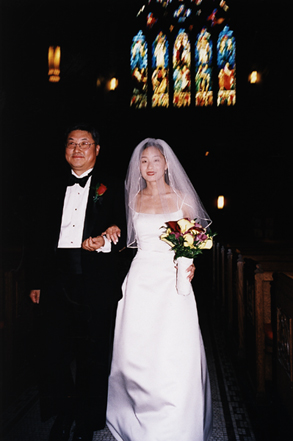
[29,123,126,441]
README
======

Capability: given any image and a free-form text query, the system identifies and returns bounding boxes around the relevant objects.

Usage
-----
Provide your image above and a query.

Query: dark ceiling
[0,0,291,245]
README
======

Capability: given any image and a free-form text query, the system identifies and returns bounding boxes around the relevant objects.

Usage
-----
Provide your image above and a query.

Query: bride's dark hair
[140,140,165,158]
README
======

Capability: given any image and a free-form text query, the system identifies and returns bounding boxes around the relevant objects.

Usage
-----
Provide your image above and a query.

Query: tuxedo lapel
[52,182,68,251]
[83,180,98,241]
[52,165,107,244]
[82,166,103,241]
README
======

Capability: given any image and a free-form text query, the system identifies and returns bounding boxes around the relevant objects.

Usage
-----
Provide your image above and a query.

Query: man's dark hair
[64,123,100,145]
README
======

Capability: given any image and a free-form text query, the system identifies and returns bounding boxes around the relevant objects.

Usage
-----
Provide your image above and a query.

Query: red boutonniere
[93,183,107,203]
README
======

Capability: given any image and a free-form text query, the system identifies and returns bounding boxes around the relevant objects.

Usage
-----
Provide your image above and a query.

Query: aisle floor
[1,292,258,441]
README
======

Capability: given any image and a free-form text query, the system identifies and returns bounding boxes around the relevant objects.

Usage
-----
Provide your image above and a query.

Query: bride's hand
[187,263,196,282]
[101,225,121,244]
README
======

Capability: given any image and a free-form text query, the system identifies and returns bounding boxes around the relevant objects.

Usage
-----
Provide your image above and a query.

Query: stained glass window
[152,32,169,107]
[217,26,236,106]
[195,28,213,106]
[173,29,191,107]
[130,31,148,108]
[156,0,172,5]
[174,5,191,22]
[130,1,236,109]
[147,12,158,29]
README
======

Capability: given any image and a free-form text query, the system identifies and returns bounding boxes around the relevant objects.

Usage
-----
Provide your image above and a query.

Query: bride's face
[140,146,167,183]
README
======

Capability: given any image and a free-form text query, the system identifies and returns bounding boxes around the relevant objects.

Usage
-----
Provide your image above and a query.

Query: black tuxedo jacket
[28,162,127,306]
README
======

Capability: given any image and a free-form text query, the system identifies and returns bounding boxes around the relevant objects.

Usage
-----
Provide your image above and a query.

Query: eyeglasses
[66,141,95,150]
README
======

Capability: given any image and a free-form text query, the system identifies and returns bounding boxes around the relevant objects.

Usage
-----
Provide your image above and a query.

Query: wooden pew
[236,254,245,359]
[238,255,293,399]
[213,240,293,399]
[213,241,239,335]
[271,272,293,421]
[213,241,224,306]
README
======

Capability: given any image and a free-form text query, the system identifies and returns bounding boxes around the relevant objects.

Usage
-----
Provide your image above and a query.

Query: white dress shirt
[58,168,111,252]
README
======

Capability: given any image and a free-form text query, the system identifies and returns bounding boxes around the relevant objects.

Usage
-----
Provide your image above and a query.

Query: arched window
[130,30,148,108]
[173,29,191,107]
[195,28,213,106]
[152,32,169,107]
[217,26,236,106]
[131,0,236,109]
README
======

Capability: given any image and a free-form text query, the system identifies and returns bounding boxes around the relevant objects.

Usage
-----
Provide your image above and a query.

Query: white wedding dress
[107,210,213,441]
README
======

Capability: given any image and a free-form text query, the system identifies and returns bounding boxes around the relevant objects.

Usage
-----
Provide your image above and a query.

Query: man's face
[65,130,100,175]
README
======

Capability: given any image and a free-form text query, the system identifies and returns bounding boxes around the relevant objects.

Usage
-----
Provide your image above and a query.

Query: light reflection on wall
[249,71,261,84]
[217,195,225,209]
[109,78,118,90]
[48,46,61,83]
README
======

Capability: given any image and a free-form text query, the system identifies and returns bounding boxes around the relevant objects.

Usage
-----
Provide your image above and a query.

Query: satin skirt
[107,248,213,441]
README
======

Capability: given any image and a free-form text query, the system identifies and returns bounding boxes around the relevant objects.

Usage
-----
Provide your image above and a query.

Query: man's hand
[30,289,40,304]
[82,236,105,251]
[187,263,196,282]
[101,225,121,245]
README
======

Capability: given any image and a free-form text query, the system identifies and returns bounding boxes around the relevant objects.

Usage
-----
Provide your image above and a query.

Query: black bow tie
[68,171,93,188]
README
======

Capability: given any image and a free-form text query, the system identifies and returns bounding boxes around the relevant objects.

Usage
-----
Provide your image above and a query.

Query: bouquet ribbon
[176,256,193,296]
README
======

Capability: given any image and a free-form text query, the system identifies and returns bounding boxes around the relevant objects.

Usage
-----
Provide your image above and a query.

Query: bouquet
[160,218,215,295]
[160,218,214,260]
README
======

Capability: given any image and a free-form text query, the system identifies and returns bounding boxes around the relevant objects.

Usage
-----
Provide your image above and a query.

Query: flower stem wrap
[176,256,193,296]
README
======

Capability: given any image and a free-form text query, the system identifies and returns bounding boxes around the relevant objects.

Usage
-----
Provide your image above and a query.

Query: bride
[106,139,213,441]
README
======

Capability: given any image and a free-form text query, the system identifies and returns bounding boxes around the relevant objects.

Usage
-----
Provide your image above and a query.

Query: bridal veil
[125,138,212,248]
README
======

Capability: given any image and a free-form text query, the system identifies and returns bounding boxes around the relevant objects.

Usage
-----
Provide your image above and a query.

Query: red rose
[97,183,107,196]
[166,221,181,233]
[93,183,107,202]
